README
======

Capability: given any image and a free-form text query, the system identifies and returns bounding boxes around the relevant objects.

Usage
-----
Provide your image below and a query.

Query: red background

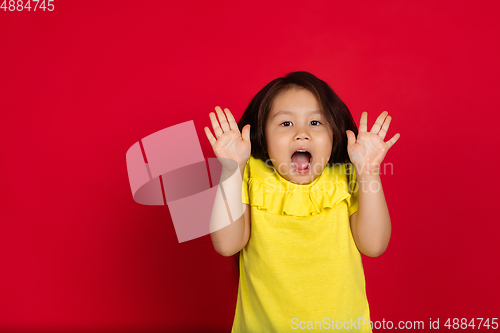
[1,1,499,332]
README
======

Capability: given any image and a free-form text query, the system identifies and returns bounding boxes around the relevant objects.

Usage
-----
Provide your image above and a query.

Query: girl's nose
[294,127,310,140]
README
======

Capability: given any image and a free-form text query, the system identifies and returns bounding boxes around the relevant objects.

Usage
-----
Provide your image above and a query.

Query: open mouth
[291,150,312,174]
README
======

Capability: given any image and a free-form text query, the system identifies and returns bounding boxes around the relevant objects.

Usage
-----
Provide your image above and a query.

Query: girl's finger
[205,127,216,146]
[225,108,238,131]
[209,112,223,139]
[359,112,368,133]
[215,106,230,132]
[370,111,388,134]
[378,115,391,140]
[385,133,401,149]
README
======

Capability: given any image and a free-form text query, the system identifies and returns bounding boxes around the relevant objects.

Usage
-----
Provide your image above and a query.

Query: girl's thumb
[346,130,353,145]
[242,124,251,143]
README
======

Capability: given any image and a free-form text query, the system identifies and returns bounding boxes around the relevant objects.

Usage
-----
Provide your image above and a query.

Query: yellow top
[231,156,372,332]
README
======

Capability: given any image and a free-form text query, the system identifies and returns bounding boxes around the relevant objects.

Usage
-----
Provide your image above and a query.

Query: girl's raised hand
[346,111,400,176]
[204,106,251,171]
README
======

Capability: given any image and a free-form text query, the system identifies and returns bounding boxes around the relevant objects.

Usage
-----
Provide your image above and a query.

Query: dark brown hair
[231,71,359,284]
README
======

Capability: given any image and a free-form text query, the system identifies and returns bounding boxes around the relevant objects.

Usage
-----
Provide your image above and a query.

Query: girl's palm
[346,111,400,175]
[205,106,251,171]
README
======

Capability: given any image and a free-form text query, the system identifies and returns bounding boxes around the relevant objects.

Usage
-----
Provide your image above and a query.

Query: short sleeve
[346,163,359,216]
[241,159,250,205]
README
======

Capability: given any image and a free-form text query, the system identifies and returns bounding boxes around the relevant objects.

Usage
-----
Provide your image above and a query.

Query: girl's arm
[204,106,252,256]
[346,110,401,257]
[209,164,251,256]
[350,173,391,257]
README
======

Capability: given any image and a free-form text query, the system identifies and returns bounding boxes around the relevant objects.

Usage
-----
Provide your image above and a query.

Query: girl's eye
[280,121,321,126]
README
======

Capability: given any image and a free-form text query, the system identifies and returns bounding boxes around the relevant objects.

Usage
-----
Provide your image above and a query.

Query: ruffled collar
[246,156,354,217]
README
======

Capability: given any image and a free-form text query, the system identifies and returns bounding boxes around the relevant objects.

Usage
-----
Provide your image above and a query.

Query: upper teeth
[296,150,308,152]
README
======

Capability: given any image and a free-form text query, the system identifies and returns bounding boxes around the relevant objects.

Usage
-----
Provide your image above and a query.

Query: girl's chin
[286,168,316,183]
[286,175,316,185]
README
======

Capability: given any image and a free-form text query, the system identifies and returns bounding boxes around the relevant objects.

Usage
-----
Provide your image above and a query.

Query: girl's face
[265,88,333,185]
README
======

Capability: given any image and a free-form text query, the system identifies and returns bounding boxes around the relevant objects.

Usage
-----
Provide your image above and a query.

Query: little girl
[204,71,400,332]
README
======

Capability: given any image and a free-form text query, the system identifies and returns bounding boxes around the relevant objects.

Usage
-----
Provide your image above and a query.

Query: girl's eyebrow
[271,110,322,118]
